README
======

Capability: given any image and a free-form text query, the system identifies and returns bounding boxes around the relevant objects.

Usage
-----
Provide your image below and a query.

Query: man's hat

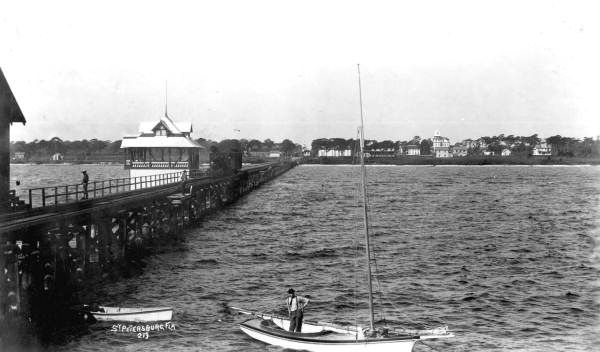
[82,170,87,173]
[288,288,295,294]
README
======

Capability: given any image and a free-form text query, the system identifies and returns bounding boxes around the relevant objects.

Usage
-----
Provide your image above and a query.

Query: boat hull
[240,319,417,352]
[91,307,173,322]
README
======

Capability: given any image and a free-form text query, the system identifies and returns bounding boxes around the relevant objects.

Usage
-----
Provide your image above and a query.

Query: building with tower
[432,130,450,158]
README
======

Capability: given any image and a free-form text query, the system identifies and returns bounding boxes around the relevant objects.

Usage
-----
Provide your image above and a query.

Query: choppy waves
[53,165,600,352]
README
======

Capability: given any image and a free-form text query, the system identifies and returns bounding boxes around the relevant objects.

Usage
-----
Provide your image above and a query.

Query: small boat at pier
[90,306,173,322]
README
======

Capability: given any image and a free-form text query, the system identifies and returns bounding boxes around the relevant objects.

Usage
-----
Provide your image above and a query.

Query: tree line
[311,137,434,155]
[470,134,599,157]
[9,137,305,162]
[9,134,600,161]
[310,134,600,157]
[10,137,122,161]
[197,138,303,156]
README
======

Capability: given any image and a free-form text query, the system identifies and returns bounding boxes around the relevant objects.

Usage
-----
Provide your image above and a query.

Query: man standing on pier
[82,171,89,199]
[286,288,309,332]
[180,170,188,193]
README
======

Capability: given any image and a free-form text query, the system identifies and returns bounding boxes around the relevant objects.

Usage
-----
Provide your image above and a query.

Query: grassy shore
[302,155,600,165]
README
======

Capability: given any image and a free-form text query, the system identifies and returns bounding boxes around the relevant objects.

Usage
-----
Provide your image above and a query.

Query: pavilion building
[120,114,207,189]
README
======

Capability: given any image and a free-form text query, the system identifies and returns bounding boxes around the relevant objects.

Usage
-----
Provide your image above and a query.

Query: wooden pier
[0,161,297,327]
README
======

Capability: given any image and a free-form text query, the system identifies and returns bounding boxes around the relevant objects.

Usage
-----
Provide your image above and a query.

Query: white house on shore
[12,152,25,161]
[476,138,488,150]
[451,144,468,157]
[406,144,420,156]
[121,114,207,188]
[532,139,551,156]
[462,139,476,149]
[317,149,352,157]
[248,151,282,159]
[432,130,451,158]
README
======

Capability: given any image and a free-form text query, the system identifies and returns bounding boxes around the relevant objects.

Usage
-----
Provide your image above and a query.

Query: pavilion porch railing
[124,160,191,169]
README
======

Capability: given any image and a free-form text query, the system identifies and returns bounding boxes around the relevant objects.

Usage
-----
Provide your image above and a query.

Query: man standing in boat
[286,288,309,332]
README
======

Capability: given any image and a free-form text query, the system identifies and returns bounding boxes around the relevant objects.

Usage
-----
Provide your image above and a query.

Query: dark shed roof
[0,67,26,125]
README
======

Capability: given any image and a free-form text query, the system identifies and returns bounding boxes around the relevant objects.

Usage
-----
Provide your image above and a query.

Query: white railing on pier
[23,169,208,209]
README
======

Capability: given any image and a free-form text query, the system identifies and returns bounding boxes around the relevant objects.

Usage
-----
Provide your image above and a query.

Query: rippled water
[11,164,600,351]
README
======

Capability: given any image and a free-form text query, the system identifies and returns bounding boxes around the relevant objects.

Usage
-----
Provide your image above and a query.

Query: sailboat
[235,65,453,352]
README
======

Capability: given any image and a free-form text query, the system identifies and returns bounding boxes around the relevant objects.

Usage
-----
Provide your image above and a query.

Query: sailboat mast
[357,64,375,332]
[165,80,168,117]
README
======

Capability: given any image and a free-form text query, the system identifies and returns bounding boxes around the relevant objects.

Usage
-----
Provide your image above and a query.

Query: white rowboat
[90,306,173,322]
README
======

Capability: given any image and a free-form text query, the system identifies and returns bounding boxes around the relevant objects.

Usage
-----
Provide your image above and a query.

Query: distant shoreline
[10,156,600,167]
[302,156,600,166]
[10,161,123,166]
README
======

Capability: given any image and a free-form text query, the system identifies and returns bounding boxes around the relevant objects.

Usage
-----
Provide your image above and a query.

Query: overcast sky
[2,0,598,146]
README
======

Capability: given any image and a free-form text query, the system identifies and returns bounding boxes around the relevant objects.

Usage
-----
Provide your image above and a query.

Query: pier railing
[7,190,28,212]
[24,169,208,209]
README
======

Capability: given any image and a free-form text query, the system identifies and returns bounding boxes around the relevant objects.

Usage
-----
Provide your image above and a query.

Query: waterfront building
[368,148,396,158]
[501,148,511,156]
[51,153,64,161]
[317,149,352,158]
[12,152,25,161]
[451,144,468,157]
[462,139,476,149]
[476,138,488,150]
[532,140,551,156]
[432,130,450,158]
[248,151,282,159]
[120,114,207,188]
[406,144,420,156]
[317,149,352,157]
